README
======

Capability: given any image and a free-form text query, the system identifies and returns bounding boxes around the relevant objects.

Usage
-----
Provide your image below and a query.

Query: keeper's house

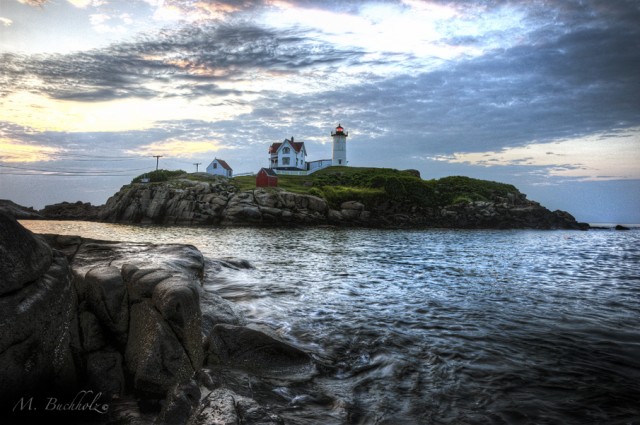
[268,137,307,170]
[206,158,233,177]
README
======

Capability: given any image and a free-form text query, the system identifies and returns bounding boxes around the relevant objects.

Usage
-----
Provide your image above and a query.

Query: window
[213,163,217,169]
[283,147,291,154]
[283,157,290,165]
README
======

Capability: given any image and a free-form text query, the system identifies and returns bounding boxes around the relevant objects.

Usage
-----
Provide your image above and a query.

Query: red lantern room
[332,123,347,137]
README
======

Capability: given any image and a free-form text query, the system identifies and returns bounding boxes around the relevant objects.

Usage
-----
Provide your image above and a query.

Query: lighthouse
[331,123,348,166]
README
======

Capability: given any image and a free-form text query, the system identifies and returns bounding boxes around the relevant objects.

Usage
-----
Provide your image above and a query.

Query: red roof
[268,139,305,154]
[214,158,232,171]
[259,167,278,176]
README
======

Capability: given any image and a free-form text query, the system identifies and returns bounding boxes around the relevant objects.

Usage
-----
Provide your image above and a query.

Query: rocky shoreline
[0,211,314,424]
[3,176,590,230]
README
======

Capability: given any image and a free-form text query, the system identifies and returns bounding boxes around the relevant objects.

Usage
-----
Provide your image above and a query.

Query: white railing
[272,169,308,176]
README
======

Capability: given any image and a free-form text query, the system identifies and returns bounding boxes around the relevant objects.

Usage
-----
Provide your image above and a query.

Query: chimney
[291,136,294,142]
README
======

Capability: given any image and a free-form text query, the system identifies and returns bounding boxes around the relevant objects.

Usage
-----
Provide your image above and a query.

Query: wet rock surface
[0,215,77,410]
[205,324,315,378]
[0,199,42,219]
[0,211,307,424]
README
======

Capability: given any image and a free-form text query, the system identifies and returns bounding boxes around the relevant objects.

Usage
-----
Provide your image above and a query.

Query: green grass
[229,167,521,208]
[231,174,319,194]
[433,176,519,205]
[230,175,257,191]
[133,167,522,209]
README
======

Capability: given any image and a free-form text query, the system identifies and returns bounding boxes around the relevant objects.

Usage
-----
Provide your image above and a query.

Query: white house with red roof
[268,125,348,175]
[268,136,308,170]
[206,158,233,177]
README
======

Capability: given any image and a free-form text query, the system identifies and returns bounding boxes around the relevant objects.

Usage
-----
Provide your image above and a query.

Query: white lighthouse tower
[331,123,348,166]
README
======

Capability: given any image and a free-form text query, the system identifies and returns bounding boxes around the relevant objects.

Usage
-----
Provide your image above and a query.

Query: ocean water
[21,221,640,425]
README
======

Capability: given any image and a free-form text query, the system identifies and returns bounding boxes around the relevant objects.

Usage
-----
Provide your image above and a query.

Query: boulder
[190,387,283,425]
[0,212,77,406]
[79,310,107,352]
[200,290,246,337]
[328,209,343,223]
[253,190,279,208]
[152,278,203,371]
[125,300,200,396]
[124,266,174,303]
[54,239,205,284]
[0,199,42,219]
[85,350,126,399]
[156,377,201,425]
[205,324,314,378]
[340,201,365,220]
[0,212,52,295]
[122,268,203,396]
[40,201,101,220]
[84,265,129,346]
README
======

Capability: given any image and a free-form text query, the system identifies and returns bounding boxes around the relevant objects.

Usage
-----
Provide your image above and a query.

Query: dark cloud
[0,22,365,102]
[207,0,640,163]
[3,0,638,162]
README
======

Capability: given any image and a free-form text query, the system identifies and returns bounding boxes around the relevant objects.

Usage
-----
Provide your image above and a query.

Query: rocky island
[10,167,590,230]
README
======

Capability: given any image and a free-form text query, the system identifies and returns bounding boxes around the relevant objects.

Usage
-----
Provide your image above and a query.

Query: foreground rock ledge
[0,211,309,424]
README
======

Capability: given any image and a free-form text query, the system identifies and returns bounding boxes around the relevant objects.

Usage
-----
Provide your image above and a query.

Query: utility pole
[152,155,163,171]
[193,163,201,173]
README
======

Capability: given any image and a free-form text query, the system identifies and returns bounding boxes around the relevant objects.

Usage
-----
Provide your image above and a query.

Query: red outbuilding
[256,167,278,187]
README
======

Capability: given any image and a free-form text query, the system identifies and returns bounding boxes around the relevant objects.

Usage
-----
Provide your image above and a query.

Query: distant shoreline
[589,223,640,229]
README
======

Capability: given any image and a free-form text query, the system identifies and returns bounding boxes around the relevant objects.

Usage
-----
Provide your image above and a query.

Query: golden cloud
[441,128,640,181]
[0,91,250,133]
[0,139,60,163]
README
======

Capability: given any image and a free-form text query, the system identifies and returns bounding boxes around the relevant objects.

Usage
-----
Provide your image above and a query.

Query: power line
[0,171,140,177]
[0,163,149,175]
[0,145,143,160]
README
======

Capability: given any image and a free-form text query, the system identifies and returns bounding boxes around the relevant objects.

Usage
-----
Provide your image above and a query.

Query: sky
[0,0,639,223]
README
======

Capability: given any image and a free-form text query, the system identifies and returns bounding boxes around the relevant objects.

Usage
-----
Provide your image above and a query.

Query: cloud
[436,128,640,180]
[0,139,60,162]
[0,89,252,133]
[0,17,12,27]
[0,21,365,104]
[17,0,49,6]
[126,139,226,158]
[67,0,105,8]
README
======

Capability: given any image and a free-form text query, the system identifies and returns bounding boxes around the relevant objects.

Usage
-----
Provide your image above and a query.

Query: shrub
[132,169,186,183]
[308,187,324,198]
[319,186,386,209]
